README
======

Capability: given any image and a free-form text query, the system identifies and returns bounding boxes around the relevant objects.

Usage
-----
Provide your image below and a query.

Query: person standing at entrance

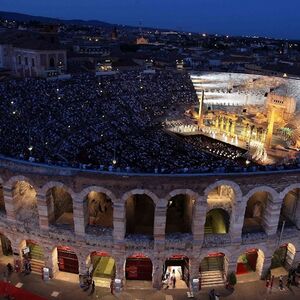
[110,280,114,295]
[172,275,176,288]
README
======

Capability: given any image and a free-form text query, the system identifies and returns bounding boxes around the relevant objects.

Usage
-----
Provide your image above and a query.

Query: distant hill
[0,10,113,27]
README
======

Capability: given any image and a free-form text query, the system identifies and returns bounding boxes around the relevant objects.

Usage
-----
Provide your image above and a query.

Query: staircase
[30,258,45,275]
[29,244,45,275]
[204,225,213,234]
[200,257,225,287]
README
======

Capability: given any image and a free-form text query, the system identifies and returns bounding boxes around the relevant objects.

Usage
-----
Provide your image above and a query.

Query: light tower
[198,90,205,127]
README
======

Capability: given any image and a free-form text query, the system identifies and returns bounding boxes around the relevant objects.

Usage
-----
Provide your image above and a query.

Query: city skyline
[1,0,300,39]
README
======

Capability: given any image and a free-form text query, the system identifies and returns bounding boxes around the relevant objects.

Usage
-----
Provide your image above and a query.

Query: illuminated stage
[166,72,300,166]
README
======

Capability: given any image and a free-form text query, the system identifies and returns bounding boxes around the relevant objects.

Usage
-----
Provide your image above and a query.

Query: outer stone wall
[0,157,299,290]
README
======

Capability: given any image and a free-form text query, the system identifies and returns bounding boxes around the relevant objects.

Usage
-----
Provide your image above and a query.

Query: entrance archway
[84,191,113,234]
[125,254,152,281]
[200,253,227,287]
[204,209,230,234]
[88,251,115,287]
[165,194,193,235]
[278,189,300,229]
[52,246,79,282]
[12,181,38,226]
[20,240,45,275]
[46,187,74,229]
[0,233,12,265]
[0,184,6,214]
[0,234,12,256]
[271,243,296,277]
[163,255,189,289]
[242,191,270,234]
[125,194,155,237]
[236,249,262,282]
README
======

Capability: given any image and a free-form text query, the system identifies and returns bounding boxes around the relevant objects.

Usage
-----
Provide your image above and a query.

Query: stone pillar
[231,121,236,136]
[73,195,85,236]
[192,199,206,248]
[263,196,281,236]
[36,192,49,230]
[113,201,126,241]
[189,257,200,292]
[229,201,245,243]
[152,258,164,289]
[78,255,88,276]
[154,202,167,241]
[114,257,125,292]
[3,185,16,222]
[259,255,272,279]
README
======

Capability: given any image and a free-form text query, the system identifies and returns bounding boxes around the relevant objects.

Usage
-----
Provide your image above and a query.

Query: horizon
[1,0,300,40]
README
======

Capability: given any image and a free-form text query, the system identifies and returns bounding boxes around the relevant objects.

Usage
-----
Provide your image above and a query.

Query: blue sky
[1,0,299,39]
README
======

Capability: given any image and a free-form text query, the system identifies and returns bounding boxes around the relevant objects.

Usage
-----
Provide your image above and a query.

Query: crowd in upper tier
[0,70,298,174]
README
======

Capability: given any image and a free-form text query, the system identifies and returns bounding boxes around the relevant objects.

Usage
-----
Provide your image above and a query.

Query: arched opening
[163,255,189,289]
[199,253,227,287]
[165,194,193,235]
[0,233,13,261]
[52,246,79,282]
[278,189,300,229]
[19,240,45,275]
[49,57,55,68]
[87,251,115,287]
[46,187,74,230]
[84,191,113,235]
[0,184,6,214]
[125,194,155,237]
[242,192,270,234]
[271,243,296,277]
[12,181,38,226]
[204,209,230,234]
[207,185,236,204]
[236,249,263,282]
[125,254,152,282]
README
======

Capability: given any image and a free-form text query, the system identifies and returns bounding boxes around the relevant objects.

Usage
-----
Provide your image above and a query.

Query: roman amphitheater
[0,72,300,291]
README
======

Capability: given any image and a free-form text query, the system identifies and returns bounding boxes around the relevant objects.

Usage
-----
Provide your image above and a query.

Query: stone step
[201,270,224,287]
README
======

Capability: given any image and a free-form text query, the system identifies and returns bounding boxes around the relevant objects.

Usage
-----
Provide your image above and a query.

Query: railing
[165,233,193,250]
[1,154,300,177]
[241,232,267,244]
[202,233,231,248]
[125,234,154,250]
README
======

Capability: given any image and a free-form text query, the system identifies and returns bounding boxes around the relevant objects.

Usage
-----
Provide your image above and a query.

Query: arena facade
[0,155,299,290]
[0,71,300,291]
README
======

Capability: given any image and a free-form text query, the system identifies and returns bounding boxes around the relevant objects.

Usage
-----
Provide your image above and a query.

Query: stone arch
[78,186,117,204]
[242,188,276,235]
[86,250,116,287]
[80,187,114,233]
[122,189,159,205]
[235,247,265,278]
[0,232,13,257]
[278,185,300,229]
[51,245,79,276]
[204,180,242,200]
[271,242,296,272]
[124,253,153,281]
[243,186,278,203]
[40,181,75,199]
[44,182,75,229]
[11,180,39,226]
[165,190,197,235]
[5,175,36,190]
[0,180,5,213]
[124,190,156,237]
[204,208,230,234]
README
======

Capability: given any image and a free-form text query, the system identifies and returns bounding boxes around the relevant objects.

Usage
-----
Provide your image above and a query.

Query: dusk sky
[1,0,300,39]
